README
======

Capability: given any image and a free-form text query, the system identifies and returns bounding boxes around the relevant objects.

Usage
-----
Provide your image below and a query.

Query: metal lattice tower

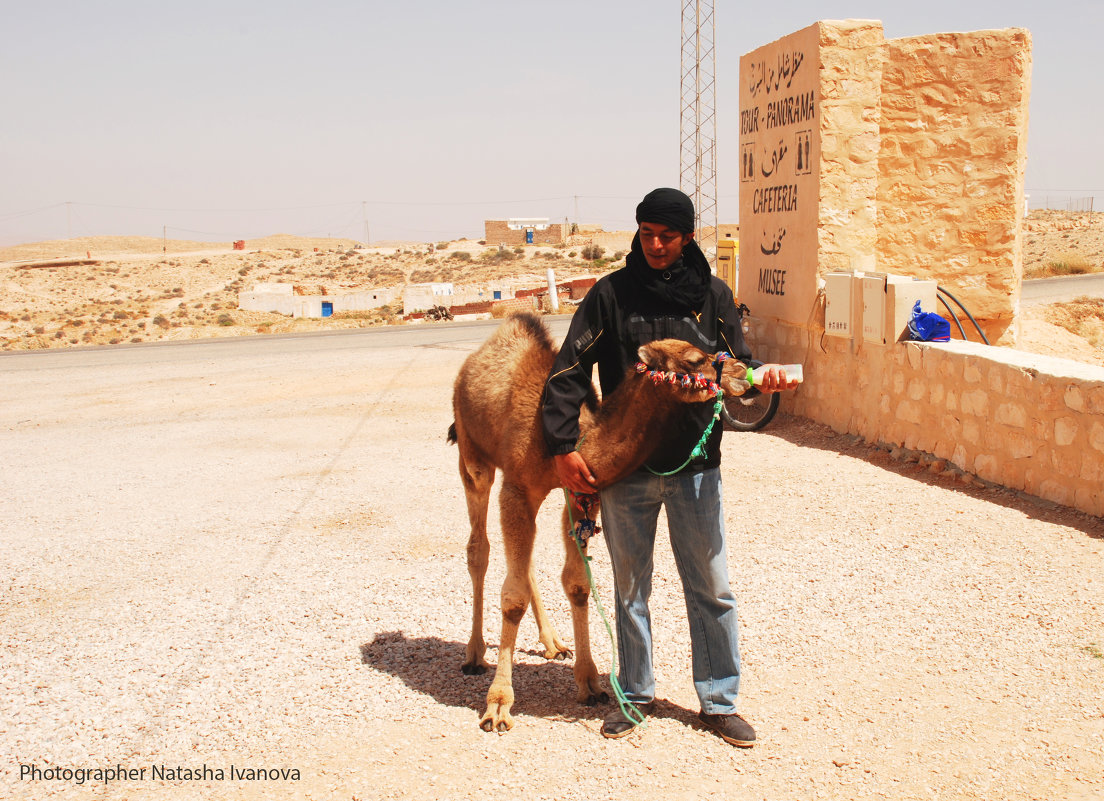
[679,0,717,268]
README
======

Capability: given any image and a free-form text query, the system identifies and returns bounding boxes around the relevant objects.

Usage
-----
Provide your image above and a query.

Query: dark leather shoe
[600,701,654,739]
[698,711,756,747]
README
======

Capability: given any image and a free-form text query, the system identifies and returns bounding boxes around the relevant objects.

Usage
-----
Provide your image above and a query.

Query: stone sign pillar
[738,20,884,326]
[739,20,1031,343]
[738,23,821,324]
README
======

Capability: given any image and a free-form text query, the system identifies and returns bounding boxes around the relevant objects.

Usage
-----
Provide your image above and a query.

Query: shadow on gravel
[359,630,700,729]
[755,413,1104,539]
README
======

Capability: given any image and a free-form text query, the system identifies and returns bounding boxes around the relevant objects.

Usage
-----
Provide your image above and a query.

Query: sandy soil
[2,327,1101,801]
[1023,210,1104,278]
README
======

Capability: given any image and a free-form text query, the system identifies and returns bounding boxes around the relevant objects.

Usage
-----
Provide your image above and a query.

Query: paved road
[1021,273,1104,305]
[0,314,576,373]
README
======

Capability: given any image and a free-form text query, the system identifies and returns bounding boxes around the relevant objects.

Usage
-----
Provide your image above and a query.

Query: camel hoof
[584,691,610,706]
[554,648,573,661]
[461,662,487,676]
[479,711,514,733]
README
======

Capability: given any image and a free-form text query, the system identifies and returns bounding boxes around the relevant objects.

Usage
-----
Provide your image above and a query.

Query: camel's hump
[504,311,554,352]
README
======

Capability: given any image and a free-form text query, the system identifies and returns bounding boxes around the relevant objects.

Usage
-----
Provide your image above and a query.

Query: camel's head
[635,340,752,401]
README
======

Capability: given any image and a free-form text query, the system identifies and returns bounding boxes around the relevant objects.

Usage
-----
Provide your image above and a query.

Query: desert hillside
[1,213,1102,365]
[0,233,629,349]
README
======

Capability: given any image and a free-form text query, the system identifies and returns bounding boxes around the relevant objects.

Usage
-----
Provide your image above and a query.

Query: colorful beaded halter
[633,351,733,396]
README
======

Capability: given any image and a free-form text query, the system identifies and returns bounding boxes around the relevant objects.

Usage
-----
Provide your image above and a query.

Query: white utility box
[885,278,938,343]
[824,272,855,338]
[862,273,889,344]
[862,273,939,345]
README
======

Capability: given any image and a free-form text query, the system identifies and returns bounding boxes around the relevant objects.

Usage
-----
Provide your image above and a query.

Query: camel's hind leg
[480,480,540,732]
[457,442,494,676]
[561,503,608,706]
[528,565,572,661]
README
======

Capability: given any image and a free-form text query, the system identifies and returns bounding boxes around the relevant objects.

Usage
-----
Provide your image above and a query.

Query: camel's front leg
[463,525,491,676]
[480,482,537,732]
[561,504,608,706]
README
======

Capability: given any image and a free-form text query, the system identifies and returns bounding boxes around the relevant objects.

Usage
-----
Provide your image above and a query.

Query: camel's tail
[446,422,457,445]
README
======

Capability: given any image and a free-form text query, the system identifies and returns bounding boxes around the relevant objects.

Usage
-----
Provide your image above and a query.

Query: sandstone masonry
[739,21,1104,519]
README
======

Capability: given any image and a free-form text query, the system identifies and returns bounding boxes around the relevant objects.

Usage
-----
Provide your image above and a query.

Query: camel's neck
[576,375,687,488]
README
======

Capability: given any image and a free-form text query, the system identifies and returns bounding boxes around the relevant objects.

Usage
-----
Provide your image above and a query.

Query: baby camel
[447,311,750,732]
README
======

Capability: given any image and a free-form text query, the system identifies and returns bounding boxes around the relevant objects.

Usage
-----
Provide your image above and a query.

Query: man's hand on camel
[755,364,802,394]
[554,451,598,497]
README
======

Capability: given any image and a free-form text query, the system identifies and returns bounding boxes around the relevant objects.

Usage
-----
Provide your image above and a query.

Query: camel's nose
[726,372,753,396]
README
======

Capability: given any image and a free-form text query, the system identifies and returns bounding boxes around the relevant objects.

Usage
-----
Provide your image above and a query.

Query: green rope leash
[644,388,725,477]
[560,364,728,724]
[563,489,647,730]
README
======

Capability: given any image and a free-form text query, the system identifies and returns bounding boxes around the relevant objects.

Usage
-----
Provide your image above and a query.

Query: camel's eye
[684,353,707,371]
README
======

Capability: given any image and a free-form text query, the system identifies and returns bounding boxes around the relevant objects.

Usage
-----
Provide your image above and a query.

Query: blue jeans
[599,467,742,714]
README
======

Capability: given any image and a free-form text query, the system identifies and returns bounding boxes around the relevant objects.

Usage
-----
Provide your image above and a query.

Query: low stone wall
[747,317,1104,517]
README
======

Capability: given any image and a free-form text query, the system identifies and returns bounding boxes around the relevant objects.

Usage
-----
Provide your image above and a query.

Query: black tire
[721,391,780,432]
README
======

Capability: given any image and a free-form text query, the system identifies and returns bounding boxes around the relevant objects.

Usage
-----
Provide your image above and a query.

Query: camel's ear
[637,343,658,366]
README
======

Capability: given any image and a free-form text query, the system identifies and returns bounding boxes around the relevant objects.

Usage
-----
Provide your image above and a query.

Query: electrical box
[824,272,858,338]
[862,273,939,344]
[862,273,889,344]
[885,278,938,343]
[716,237,737,291]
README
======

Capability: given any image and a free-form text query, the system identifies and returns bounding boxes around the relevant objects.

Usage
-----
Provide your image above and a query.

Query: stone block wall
[817,20,884,275]
[490,296,539,317]
[740,21,1031,343]
[745,316,1104,518]
[876,29,1032,344]
[735,21,1088,514]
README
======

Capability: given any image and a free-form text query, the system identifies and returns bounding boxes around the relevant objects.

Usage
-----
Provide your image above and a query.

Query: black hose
[937,286,991,345]
[936,294,968,340]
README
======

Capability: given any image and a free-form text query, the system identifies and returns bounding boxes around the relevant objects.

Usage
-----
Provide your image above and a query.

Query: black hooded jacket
[540,237,753,474]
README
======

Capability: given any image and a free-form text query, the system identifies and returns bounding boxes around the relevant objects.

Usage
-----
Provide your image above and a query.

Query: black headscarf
[626,188,711,314]
[635,187,696,233]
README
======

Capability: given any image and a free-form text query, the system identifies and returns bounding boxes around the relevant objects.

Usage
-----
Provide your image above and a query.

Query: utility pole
[679,0,718,268]
[362,201,369,245]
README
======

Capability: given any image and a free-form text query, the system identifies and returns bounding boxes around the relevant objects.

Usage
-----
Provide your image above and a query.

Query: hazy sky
[2,0,1100,246]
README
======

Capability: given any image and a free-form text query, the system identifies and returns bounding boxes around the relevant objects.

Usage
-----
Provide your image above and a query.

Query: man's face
[638,222,693,271]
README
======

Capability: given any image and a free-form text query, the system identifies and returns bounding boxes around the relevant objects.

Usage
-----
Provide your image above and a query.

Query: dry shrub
[1026,252,1097,278]
[367,266,405,285]
[408,269,437,284]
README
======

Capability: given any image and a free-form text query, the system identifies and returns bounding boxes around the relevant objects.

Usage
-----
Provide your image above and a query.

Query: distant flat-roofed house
[238,283,397,318]
[484,218,566,246]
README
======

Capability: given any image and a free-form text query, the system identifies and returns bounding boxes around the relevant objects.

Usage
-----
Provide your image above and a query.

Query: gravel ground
[2,326,1102,801]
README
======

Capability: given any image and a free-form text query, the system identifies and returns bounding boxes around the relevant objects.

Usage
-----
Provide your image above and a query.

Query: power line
[0,195,648,219]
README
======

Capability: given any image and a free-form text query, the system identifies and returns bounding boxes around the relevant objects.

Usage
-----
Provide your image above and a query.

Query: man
[541,187,796,746]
